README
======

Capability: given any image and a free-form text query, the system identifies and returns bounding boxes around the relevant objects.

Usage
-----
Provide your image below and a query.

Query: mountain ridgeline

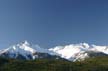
[0,41,108,61]
[0,41,108,71]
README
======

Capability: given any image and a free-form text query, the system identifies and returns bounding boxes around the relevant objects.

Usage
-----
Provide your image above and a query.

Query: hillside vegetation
[0,56,108,71]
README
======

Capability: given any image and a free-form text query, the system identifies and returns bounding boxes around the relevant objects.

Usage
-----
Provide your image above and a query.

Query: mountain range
[0,41,108,61]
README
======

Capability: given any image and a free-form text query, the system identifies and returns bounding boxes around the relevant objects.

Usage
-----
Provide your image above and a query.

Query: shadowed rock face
[0,51,64,60]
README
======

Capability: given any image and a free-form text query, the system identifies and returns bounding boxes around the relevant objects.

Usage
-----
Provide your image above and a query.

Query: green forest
[0,56,108,71]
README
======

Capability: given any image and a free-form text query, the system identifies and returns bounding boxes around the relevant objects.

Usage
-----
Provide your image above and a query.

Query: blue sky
[0,0,108,49]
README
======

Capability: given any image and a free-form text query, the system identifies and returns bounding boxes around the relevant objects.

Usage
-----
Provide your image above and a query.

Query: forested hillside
[0,56,108,71]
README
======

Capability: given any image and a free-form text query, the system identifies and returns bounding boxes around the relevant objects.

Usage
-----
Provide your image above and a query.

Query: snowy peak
[91,45,108,54]
[16,41,49,53]
[0,41,38,60]
[0,41,59,60]
[49,43,108,61]
[17,40,31,48]
[79,43,90,49]
[23,40,30,45]
[9,41,36,54]
[0,41,65,60]
[0,41,37,60]
[49,43,90,60]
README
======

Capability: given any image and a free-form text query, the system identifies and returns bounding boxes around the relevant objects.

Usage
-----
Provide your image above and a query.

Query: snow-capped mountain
[49,43,108,61]
[0,41,61,60]
[0,41,108,61]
